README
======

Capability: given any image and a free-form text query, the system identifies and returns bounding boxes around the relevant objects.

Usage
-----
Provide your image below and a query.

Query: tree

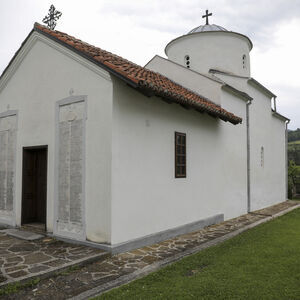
[288,143,300,165]
[288,160,300,198]
[288,128,300,142]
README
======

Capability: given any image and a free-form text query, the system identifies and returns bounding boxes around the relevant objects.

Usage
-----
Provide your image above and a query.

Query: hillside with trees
[288,128,300,143]
[288,140,300,165]
[288,129,300,198]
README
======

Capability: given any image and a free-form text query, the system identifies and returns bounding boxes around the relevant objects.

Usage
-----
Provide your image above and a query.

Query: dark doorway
[21,146,47,229]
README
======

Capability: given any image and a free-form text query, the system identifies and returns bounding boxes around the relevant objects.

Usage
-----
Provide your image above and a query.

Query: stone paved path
[1,200,299,299]
[0,233,107,287]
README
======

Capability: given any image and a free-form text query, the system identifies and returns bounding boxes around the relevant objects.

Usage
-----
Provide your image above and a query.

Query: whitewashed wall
[111,78,247,245]
[0,33,113,243]
[214,73,287,210]
[248,86,286,210]
[145,55,222,105]
[166,32,251,77]
[0,29,286,249]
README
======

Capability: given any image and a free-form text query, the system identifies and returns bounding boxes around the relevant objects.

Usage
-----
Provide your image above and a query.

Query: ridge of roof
[207,73,253,102]
[2,23,242,125]
[248,77,276,98]
[146,55,253,104]
[271,109,289,121]
[209,69,276,99]
[145,55,224,85]
[222,84,253,102]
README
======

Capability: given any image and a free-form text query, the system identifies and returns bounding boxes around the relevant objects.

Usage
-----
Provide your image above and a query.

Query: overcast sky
[0,0,299,129]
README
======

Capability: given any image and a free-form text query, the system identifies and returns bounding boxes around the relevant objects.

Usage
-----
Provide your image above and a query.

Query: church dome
[165,19,253,77]
[188,24,227,34]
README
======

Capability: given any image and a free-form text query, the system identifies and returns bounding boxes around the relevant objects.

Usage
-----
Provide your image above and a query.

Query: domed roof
[188,24,227,34]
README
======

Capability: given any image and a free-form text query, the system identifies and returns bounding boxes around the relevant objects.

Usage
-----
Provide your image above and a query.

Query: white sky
[0,0,299,129]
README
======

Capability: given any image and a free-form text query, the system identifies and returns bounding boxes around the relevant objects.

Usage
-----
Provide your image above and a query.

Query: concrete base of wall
[0,218,14,228]
[51,213,224,254]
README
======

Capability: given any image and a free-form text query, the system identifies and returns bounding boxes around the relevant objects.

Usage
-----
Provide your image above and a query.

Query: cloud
[272,84,300,129]
[252,18,300,87]
[250,17,300,129]
[0,0,299,128]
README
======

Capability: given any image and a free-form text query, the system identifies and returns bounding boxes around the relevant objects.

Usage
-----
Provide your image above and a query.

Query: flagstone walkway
[0,233,107,287]
[1,200,299,299]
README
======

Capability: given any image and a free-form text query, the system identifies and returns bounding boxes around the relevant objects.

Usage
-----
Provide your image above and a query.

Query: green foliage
[288,129,300,196]
[288,160,300,198]
[288,142,300,165]
[288,128,300,143]
[288,128,300,165]
[0,278,40,296]
[59,265,80,276]
[95,209,300,300]
[288,160,299,185]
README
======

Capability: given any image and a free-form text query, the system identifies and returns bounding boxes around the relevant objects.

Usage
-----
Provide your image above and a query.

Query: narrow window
[242,54,246,69]
[260,146,264,167]
[175,132,186,178]
[184,55,190,69]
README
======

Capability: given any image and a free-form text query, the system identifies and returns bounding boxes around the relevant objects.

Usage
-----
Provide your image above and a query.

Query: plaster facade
[0,23,288,251]
[111,78,248,245]
[209,72,287,212]
[0,33,113,243]
[247,86,286,211]
[145,55,222,105]
[165,32,252,77]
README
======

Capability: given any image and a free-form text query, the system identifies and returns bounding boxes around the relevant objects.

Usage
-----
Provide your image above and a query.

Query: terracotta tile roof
[34,23,242,125]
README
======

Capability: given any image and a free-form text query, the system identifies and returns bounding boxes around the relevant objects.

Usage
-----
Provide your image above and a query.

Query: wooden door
[22,147,47,225]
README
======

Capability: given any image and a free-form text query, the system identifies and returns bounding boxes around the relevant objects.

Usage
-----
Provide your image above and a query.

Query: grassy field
[289,140,300,145]
[96,209,300,300]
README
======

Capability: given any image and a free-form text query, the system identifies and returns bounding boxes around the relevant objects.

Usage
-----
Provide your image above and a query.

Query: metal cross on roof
[202,9,212,25]
[42,5,62,30]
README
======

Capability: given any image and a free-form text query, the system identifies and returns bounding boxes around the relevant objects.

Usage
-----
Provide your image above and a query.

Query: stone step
[3,229,44,241]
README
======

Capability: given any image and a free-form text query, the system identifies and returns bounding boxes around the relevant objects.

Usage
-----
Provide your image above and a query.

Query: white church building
[0,18,288,252]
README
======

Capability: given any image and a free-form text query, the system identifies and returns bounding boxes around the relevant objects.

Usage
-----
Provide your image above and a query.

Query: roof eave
[0,23,242,126]
[0,29,35,84]
[209,68,249,79]
[138,81,242,125]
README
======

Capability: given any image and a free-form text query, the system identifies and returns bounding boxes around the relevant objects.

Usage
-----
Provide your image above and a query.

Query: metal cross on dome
[202,9,212,25]
[42,5,62,30]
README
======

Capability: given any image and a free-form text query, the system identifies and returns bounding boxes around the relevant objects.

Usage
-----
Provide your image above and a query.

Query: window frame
[175,131,186,178]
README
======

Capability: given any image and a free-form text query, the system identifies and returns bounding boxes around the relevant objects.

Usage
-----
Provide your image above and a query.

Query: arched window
[184,55,190,69]
[260,146,264,167]
[242,55,246,69]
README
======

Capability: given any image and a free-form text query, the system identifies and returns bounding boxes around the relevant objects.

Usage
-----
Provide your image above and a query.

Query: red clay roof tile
[34,23,242,125]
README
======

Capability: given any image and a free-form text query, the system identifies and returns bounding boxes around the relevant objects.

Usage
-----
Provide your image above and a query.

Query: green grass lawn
[96,209,300,300]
